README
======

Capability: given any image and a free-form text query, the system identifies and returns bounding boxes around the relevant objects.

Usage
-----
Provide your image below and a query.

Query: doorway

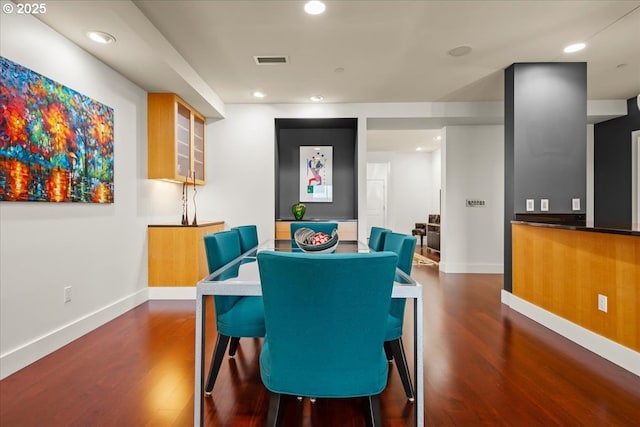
[366,162,389,240]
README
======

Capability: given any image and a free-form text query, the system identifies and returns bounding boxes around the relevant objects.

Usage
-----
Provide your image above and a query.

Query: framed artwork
[0,56,114,203]
[299,146,332,203]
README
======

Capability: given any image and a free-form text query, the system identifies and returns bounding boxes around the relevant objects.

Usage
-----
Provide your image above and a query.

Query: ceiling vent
[254,55,288,65]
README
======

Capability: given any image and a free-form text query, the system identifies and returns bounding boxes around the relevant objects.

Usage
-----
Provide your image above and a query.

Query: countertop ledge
[511,220,640,236]
[148,221,224,228]
[276,218,358,222]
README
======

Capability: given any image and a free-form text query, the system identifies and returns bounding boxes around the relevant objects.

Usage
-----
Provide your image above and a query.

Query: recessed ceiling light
[304,1,326,15]
[310,95,323,102]
[563,43,586,53]
[86,31,116,44]
[447,45,472,57]
[416,147,424,152]
[435,136,442,141]
[252,91,267,98]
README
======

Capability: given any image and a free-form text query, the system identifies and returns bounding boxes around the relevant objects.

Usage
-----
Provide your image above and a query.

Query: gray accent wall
[504,62,587,292]
[275,118,358,220]
[594,97,640,227]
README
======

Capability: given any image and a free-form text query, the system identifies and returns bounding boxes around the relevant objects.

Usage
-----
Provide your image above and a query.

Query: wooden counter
[148,222,224,286]
[275,220,358,240]
[512,223,639,351]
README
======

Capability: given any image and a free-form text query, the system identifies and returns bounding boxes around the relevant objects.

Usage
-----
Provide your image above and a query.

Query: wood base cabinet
[148,222,224,286]
[275,220,357,240]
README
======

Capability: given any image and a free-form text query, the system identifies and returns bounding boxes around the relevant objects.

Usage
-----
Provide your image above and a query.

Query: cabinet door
[148,93,206,184]
[176,103,191,180]
[192,114,205,182]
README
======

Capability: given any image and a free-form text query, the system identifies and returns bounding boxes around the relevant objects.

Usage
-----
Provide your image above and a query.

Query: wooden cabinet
[148,222,224,286]
[512,223,639,351]
[275,220,358,240]
[148,93,206,184]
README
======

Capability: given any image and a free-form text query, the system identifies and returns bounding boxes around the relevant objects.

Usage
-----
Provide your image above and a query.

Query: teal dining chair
[203,230,266,394]
[290,222,338,248]
[368,226,392,251]
[382,232,417,401]
[257,251,398,427]
[230,224,259,253]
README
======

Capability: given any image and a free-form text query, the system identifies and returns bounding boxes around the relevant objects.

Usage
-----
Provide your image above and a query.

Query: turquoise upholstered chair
[257,251,398,426]
[368,226,392,251]
[382,232,417,401]
[290,222,338,248]
[203,230,266,394]
[230,224,259,253]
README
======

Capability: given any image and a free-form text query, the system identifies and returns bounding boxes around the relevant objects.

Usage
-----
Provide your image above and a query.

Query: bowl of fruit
[294,227,339,253]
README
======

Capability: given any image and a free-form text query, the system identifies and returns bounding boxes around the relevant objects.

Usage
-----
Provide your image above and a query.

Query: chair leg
[266,392,282,427]
[229,337,240,357]
[383,341,393,362]
[204,334,231,394]
[389,338,415,401]
[366,394,383,427]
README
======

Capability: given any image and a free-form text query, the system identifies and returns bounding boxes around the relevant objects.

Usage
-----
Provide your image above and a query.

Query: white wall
[203,105,503,271]
[0,10,180,378]
[201,104,366,241]
[428,148,442,214]
[200,103,458,243]
[367,151,435,234]
[440,125,504,273]
[203,103,508,276]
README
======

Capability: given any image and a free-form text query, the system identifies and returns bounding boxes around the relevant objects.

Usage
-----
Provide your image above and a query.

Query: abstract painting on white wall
[299,146,332,202]
[0,56,114,203]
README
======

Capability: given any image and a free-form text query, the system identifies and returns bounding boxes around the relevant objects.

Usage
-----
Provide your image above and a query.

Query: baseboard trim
[501,290,640,376]
[0,288,148,380]
[439,262,503,274]
[148,286,196,300]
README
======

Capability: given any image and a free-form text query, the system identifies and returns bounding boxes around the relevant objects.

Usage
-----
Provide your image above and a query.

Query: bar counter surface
[512,215,640,236]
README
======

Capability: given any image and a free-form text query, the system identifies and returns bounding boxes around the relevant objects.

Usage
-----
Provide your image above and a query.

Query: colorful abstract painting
[0,56,114,203]
[299,146,332,203]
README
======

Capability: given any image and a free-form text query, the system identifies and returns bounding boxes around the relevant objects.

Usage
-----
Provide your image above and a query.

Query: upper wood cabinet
[148,93,206,184]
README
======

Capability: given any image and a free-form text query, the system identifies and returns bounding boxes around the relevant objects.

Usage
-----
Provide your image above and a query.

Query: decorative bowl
[294,227,339,253]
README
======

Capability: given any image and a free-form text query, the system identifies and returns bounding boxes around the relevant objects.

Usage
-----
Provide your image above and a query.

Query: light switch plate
[541,199,549,211]
[526,199,535,212]
[572,198,580,211]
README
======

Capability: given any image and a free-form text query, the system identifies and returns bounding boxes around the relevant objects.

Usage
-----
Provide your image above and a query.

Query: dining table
[194,239,424,427]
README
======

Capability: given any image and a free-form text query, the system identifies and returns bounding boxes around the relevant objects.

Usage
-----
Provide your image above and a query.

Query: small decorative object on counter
[191,171,198,225]
[294,227,339,253]
[181,179,189,225]
[291,202,306,220]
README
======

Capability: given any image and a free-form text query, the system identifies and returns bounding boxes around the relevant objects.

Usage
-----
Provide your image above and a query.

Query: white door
[366,163,389,238]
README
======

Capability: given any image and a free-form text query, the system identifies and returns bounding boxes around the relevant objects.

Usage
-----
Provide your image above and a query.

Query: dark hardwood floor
[1,264,639,427]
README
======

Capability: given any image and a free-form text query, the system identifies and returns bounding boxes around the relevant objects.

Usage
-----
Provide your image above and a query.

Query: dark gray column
[504,62,587,292]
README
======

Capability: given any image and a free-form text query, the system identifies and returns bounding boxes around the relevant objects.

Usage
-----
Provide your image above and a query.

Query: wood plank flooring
[1,265,639,426]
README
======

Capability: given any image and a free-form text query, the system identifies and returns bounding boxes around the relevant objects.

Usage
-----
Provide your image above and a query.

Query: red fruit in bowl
[312,232,330,245]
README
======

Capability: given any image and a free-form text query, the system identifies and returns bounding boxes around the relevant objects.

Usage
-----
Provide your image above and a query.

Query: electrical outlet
[540,199,549,211]
[526,199,535,212]
[64,286,72,303]
[597,294,607,313]
[572,198,581,211]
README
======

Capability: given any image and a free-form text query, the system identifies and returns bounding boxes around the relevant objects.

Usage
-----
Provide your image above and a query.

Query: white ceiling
[15,0,640,128]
